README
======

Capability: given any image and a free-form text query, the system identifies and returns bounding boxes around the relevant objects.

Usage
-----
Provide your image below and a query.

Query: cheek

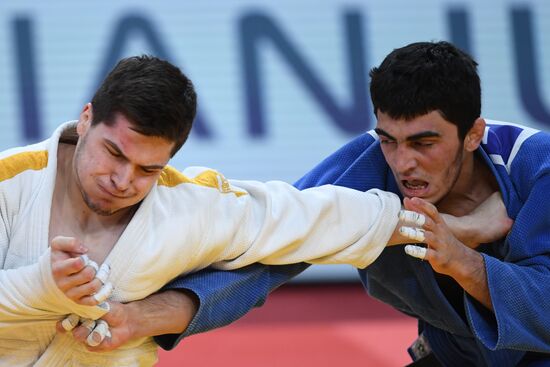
[133,176,158,196]
[380,149,397,170]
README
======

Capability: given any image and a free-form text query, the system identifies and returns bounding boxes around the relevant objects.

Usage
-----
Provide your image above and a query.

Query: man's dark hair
[369,41,480,139]
[91,55,196,156]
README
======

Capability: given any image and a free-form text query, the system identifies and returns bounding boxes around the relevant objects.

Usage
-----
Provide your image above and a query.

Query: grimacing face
[74,112,174,216]
[375,110,467,205]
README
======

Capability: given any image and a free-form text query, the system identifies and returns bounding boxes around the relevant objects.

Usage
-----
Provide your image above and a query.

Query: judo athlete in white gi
[0,55,432,366]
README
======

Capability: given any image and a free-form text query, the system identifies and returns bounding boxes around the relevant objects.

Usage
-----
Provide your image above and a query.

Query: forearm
[126,290,198,339]
[441,192,513,248]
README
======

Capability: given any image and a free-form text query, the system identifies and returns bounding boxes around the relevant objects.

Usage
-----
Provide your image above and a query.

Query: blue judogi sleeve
[154,132,379,350]
[155,262,308,350]
[465,132,550,352]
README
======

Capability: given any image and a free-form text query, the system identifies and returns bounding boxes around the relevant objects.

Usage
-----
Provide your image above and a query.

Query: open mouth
[401,180,429,196]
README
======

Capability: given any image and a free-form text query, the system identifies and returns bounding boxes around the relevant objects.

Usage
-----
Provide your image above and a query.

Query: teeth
[403,181,427,190]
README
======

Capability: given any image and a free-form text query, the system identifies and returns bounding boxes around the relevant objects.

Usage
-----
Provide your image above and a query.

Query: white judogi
[0,122,401,366]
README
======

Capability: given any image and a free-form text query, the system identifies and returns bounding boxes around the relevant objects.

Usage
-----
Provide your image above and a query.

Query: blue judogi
[158,120,550,366]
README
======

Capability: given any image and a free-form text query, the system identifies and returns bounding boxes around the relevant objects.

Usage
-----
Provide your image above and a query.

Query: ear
[76,103,93,136]
[464,118,485,152]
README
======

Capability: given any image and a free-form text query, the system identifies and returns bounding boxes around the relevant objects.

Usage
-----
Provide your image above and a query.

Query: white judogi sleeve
[166,168,402,271]
[216,184,400,269]
[0,249,107,326]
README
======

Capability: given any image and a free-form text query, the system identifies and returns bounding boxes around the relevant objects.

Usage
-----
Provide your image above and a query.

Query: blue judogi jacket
[157,120,550,366]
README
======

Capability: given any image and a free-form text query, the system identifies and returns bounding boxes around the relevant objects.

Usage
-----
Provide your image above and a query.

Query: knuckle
[81,296,99,307]
[81,267,96,281]
[71,258,85,272]
[51,265,63,277]
[50,236,63,248]
[65,290,80,301]
[57,284,70,294]
[90,280,103,293]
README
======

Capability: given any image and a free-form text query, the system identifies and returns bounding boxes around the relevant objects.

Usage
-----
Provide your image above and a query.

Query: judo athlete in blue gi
[71,42,550,366]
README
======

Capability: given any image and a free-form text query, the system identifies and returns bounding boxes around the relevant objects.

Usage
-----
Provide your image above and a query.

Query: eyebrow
[105,139,166,170]
[374,128,441,141]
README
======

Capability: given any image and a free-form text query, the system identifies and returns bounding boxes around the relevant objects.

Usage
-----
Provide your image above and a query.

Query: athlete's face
[74,105,174,216]
[376,110,468,205]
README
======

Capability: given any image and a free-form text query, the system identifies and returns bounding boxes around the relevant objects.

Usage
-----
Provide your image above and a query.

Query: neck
[437,152,498,216]
[57,143,136,232]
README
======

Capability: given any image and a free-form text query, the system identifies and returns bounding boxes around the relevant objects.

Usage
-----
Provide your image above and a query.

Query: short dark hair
[369,41,480,139]
[91,55,196,156]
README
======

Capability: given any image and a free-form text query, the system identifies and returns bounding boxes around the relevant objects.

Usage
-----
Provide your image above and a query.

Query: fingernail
[404,244,427,260]
[92,332,101,343]
[80,255,90,266]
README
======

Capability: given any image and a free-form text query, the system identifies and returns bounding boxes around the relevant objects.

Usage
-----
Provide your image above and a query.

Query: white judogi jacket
[0,122,401,366]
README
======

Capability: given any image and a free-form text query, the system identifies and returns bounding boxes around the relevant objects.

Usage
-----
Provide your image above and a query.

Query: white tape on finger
[80,255,99,273]
[93,282,113,304]
[399,226,426,242]
[95,264,110,284]
[80,254,90,265]
[88,261,99,273]
[399,210,426,226]
[405,245,427,260]
[97,302,110,312]
[61,313,80,331]
[80,318,96,333]
[87,320,110,347]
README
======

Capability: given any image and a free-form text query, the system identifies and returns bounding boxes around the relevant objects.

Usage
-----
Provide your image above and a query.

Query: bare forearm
[126,290,199,339]
[441,192,513,249]
[441,213,484,249]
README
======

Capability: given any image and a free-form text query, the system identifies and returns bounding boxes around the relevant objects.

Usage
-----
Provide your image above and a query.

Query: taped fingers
[404,245,427,260]
[80,318,96,333]
[87,320,111,347]
[95,264,110,284]
[399,210,426,226]
[399,226,426,242]
[80,255,99,273]
[97,302,110,312]
[61,314,80,331]
[93,282,114,304]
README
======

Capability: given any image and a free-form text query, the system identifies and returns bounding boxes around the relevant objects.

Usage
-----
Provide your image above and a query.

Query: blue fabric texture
[159,121,550,366]
[155,262,308,350]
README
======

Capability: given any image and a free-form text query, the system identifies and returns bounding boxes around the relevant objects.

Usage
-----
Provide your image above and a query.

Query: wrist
[122,300,143,340]
[448,246,485,282]
[121,290,199,339]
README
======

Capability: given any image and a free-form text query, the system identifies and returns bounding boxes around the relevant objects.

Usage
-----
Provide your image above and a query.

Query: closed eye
[107,147,121,157]
[141,167,159,175]
[413,140,434,147]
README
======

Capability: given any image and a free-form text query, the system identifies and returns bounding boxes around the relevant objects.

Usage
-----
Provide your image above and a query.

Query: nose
[393,145,417,175]
[111,164,133,192]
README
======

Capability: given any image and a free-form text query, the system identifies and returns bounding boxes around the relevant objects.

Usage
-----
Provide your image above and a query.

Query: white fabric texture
[0,121,401,366]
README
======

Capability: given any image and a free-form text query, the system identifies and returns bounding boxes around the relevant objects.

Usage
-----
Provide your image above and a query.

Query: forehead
[92,114,174,164]
[376,110,459,139]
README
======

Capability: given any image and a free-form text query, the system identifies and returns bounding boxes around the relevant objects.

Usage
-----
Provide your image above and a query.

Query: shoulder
[482,120,548,172]
[295,131,381,189]
[0,144,49,185]
[483,120,550,192]
[157,165,246,196]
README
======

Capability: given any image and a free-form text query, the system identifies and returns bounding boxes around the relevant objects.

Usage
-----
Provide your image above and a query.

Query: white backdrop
[1,0,549,281]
